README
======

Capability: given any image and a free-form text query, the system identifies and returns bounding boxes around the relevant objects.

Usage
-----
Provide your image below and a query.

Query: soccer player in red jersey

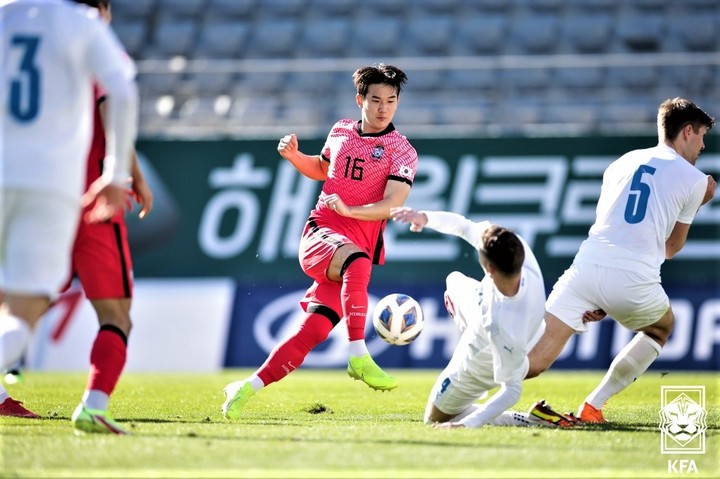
[66,0,153,435]
[222,64,418,419]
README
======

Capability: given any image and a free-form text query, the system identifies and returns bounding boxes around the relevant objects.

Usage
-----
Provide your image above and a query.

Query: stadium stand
[119,0,720,138]
[204,0,257,19]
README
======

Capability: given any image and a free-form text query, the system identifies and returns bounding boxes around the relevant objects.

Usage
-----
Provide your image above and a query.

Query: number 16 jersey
[309,119,418,265]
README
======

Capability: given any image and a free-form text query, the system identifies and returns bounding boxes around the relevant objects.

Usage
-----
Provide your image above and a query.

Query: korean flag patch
[398,165,413,179]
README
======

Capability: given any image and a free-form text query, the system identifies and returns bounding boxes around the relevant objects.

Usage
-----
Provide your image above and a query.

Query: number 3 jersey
[575,144,708,279]
[309,119,418,265]
[1,0,136,201]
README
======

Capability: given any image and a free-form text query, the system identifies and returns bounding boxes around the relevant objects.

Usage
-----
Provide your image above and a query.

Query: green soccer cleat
[222,381,255,420]
[347,354,398,391]
[71,404,130,435]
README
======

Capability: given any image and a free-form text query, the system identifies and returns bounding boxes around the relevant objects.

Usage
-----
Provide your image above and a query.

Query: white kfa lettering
[668,459,698,473]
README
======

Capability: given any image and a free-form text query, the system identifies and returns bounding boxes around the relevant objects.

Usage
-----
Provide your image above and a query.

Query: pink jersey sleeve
[386,133,418,185]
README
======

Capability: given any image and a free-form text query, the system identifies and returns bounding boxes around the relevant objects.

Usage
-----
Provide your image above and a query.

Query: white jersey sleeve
[458,380,522,428]
[422,210,491,250]
[677,175,707,224]
[72,4,137,186]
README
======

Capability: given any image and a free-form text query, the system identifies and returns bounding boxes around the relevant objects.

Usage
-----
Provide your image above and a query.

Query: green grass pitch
[1,369,717,478]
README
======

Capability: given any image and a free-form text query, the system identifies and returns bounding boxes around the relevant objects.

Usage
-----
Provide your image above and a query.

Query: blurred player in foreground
[392,207,575,429]
[222,64,418,419]
[0,0,137,421]
[527,98,716,423]
[63,0,152,436]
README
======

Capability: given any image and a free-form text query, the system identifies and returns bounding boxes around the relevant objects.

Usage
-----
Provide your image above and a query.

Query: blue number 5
[624,164,656,224]
[9,35,42,122]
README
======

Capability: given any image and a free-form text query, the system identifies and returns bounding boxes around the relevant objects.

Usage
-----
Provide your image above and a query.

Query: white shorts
[425,348,497,418]
[427,274,494,417]
[0,190,79,296]
[546,261,670,333]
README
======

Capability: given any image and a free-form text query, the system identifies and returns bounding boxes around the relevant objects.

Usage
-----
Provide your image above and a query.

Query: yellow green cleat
[72,404,130,435]
[347,354,398,391]
[222,381,255,420]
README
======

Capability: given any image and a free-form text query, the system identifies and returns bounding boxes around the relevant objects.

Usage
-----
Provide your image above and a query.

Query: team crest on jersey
[371,145,385,160]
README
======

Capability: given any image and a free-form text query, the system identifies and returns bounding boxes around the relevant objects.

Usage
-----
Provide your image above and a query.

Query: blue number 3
[9,35,41,122]
[624,164,656,224]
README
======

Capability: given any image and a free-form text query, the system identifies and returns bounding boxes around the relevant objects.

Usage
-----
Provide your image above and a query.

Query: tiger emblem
[659,393,706,447]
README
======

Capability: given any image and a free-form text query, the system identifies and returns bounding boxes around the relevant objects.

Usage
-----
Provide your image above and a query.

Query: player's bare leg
[526,313,575,379]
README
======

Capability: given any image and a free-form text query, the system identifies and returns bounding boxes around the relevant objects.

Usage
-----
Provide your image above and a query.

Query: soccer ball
[372,293,424,346]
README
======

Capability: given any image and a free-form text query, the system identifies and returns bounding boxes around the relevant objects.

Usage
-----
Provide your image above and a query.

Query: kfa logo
[659,386,706,454]
[667,460,698,474]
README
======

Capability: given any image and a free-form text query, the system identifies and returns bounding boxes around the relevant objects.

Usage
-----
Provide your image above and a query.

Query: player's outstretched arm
[393,208,489,249]
[390,206,428,232]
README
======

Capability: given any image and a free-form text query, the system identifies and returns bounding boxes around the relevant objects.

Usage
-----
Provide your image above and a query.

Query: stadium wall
[29,136,720,371]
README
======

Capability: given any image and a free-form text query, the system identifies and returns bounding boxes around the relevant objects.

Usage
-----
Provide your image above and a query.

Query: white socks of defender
[0,313,31,371]
[585,332,662,409]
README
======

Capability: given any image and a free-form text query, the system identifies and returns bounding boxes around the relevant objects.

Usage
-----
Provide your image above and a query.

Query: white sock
[248,375,264,392]
[486,411,538,427]
[585,332,662,409]
[0,313,31,370]
[348,340,368,357]
[82,390,110,411]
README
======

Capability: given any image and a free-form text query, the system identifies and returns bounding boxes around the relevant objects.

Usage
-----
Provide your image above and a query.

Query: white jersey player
[392,208,574,429]
[527,98,716,424]
[0,0,138,418]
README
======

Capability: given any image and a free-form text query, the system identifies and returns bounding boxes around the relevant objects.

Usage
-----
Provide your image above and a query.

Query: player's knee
[525,364,546,379]
[340,252,371,284]
[525,354,550,379]
[98,315,131,337]
[445,271,466,289]
[424,407,441,425]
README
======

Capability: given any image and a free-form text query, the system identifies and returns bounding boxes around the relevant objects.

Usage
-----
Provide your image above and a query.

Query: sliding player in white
[392,207,574,428]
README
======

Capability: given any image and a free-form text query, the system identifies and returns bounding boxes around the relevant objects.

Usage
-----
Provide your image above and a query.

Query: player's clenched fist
[277,133,298,161]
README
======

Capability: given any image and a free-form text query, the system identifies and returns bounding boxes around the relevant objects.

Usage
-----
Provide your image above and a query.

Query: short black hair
[353,63,408,97]
[73,0,110,8]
